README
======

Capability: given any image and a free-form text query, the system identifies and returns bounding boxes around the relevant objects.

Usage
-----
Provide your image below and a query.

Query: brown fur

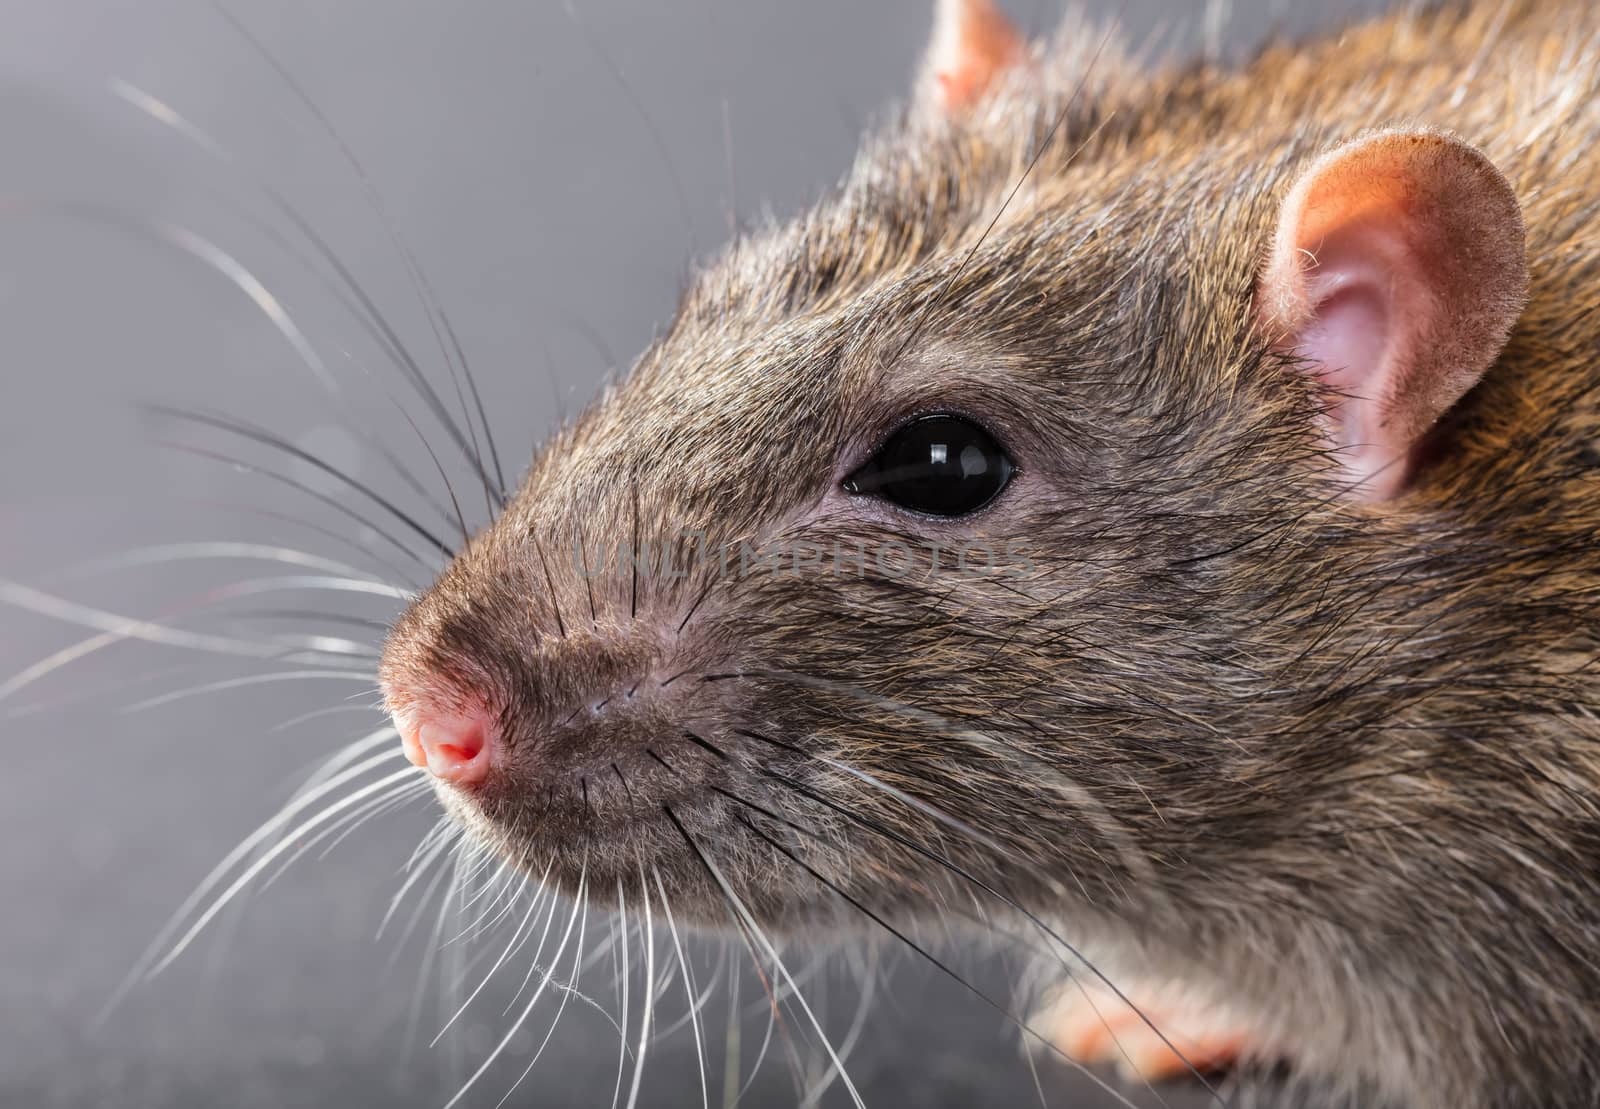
[381,3,1600,1105]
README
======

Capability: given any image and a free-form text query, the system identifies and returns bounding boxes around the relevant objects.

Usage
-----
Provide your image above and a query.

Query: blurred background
[0,1,1379,1106]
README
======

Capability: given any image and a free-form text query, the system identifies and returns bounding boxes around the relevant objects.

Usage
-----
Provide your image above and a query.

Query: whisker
[289,726,408,797]
[622,862,657,1109]
[445,864,588,1109]
[0,581,324,705]
[403,841,470,1055]
[120,669,377,713]
[378,820,459,943]
[259,777,433,889]
[100,742,411,1023]
[114,71,506,507]
[609,879,631,1109]
[205,6,509,506]
[535,537,568,640]
[732,806,1145,1109]
[0,190,454,576]
[497,877,594,1107]
[662,805,866,1109]
[430,866,543,1045]
[498,874,572,1016]
[148,764,421,980]
[2,566,400,707]
[163,442,438,578]
[151,406,455,560]
[653,868,711,1109]
[396,404,471,547]
[3,661,200,722]
[182,498,426,592]
[560,0,697,258]
[741,667,1167,901]
[795,945,877,1109]
[895,15,1124,364]
[728,732,1228,1105]
[47,541,381,584]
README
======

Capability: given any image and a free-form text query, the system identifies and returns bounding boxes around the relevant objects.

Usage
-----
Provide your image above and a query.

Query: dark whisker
[727,726,1230,1105]
[630,476,641,622]
[894,13,1125,370]
[560,0,697,258]
[644,748,673,773]
[535,537,568,639]
[676,572,722,635]
[153,407,456,559]
[681,730,730,762]
[661,805,855,1108]
[397,405,471,547]
[728,807,1154,1109]
[611,763,637,812]
[439,309,507,497]
[162,441,437,574]
[210,2,507,510]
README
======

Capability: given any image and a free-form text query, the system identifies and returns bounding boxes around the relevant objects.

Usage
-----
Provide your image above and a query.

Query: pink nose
[400,709,494,787]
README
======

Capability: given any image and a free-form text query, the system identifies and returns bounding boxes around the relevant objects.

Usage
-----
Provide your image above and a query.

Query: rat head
[380,1,1532,928]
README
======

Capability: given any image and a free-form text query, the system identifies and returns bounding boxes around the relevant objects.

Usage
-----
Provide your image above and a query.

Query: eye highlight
[843,414,1016,518]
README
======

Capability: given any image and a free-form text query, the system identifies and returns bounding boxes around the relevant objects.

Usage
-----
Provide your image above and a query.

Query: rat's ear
[919,0,1025,114]
[1256,129,1528,500]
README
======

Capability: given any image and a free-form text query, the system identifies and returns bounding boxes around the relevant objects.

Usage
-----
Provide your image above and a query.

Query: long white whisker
[452,862,537,946]
[430,867,541,1044]
[609,881,631,1109]
[655,868,709,1109]
[290,726,405,798]
[623,868,657,1109]
[403,841,470,1054]
[499,874,569,1015]
[269,703,377,734]
[48,541,383,585]
[0,584,285,702]
[201,573,412,603]
[445,865,587,1109]
[121,670,377,713]
[259,776,430,889]
[380,822,459,942]
[100,731,401,1019]
[797,948,877,1109]
[147,765,421,978]
[496,877,591,1107]
[670,810,865,1109]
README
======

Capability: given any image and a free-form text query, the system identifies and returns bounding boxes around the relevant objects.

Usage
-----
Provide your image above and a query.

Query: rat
[377,1,1600,1105]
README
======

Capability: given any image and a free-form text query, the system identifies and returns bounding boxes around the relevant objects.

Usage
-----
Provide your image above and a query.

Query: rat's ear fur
[1256,129,1528,500]
[919,0,1025,114]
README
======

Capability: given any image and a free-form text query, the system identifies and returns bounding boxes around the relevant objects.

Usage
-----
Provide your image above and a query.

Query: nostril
[402,710,494,787]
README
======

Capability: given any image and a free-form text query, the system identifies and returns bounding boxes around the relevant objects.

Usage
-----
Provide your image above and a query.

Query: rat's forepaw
[1035,977,1258,1084]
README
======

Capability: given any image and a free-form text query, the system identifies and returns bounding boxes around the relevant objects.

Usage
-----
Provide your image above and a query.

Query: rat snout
[397,704,496,787]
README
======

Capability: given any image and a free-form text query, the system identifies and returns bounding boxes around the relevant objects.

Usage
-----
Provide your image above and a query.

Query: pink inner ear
[1292,223,1416,494]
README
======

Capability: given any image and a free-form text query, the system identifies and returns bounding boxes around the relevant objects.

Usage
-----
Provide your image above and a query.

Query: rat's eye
[843,414,1015,517]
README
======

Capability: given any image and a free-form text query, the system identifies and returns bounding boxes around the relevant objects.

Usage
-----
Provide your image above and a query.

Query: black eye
[843,415,1016,517]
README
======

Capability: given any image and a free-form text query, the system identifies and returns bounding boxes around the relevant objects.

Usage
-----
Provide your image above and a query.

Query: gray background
[0,2,1373,1107]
